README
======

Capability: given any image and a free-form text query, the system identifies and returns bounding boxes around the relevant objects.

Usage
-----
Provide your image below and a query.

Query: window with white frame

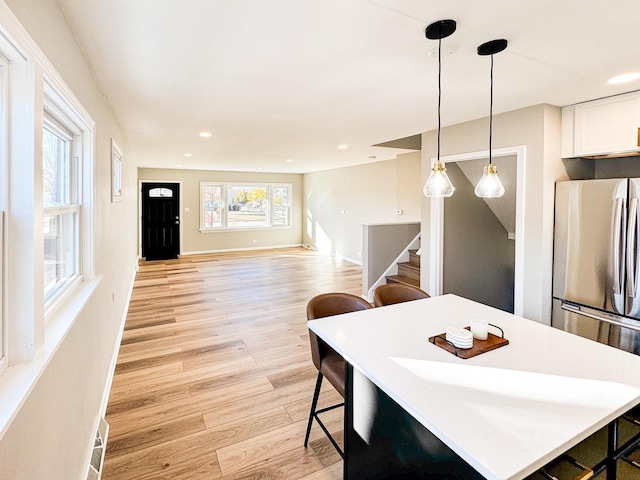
[200,183,291,231]
[42,105,82,304]
[42,115,80,301]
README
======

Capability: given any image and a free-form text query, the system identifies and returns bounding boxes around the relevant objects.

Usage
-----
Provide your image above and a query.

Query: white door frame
[429,145,526,316]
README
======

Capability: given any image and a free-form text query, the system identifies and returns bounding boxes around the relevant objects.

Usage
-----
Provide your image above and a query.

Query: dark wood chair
[304,292,373,457]
[373,283,430,307]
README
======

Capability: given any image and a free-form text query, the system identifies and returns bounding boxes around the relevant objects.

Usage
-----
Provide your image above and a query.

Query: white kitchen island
[307,294,640,480]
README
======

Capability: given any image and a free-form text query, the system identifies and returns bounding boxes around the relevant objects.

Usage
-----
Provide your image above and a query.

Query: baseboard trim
[181,243,303,256]
[98,263,137,416]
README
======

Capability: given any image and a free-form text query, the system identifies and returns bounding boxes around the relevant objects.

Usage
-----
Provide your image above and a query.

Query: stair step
[385,275,420,288]
[397,262,420,281]
[408,249,421,267]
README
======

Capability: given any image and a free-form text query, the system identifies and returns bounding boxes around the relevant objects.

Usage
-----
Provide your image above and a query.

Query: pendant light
[475,39,507,198]
[423,20,456,198]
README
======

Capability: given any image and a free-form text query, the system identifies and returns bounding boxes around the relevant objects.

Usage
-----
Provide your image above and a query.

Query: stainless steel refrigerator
[552,178,640,355]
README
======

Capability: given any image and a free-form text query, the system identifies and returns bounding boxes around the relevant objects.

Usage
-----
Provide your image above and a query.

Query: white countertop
[307,294,640,480]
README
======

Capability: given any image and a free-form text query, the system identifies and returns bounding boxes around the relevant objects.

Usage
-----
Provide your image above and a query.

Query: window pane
[44,211,78,298]
[272,186,290,226]
[227,185,267,228]
[149,187,172,198]
[43,127,69,207]
[202,185,222,228]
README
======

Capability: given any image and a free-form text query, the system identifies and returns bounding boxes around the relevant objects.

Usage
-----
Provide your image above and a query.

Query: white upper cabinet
[562,91,640,158]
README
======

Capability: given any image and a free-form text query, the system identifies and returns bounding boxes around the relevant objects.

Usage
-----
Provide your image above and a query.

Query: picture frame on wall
[111,139,122,202]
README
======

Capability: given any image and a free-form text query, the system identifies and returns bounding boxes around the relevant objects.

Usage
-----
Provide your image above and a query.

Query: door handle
[562,303,640,333]
[628,198,638,297]
[613,198,624,295]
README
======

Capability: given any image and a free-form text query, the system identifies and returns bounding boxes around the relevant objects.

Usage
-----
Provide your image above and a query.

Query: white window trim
[38,82,95,323]
[0,211,5,377]
[0,1,98,438]
[0,54,8,375]
[43,80,94,279]
[200,182,225,230]
[199,182,292,232]
[42,102,83,310]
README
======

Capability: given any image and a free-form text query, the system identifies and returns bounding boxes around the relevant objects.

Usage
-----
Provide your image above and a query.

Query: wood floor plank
[216,422,321,476]
[106,384,192,417]
[108,377,275,436]
[110,362,184,390]
[299,460,342,480]
[108,356,258,402]
[310,432,344,467]
[103,248,362,479]
[107,412,206,458]
[115,340,246,374]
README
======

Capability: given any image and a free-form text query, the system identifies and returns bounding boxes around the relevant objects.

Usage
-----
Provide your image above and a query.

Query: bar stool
[373,282,430,307]
[303,292,373,458]
[533,454,593,480]
[620,406,640,471]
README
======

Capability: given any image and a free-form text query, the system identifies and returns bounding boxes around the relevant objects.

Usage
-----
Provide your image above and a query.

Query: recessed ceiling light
[176,164,183,167]
[286,159,294,163]
[184,153,193,157]
[198,131,213,138]
[338,144,349,150]
[607,72,640,84]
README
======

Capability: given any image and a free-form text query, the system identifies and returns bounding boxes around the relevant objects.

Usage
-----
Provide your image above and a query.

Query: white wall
[0,1,137,479]
[303,151,421,263]
[421,104,566,324]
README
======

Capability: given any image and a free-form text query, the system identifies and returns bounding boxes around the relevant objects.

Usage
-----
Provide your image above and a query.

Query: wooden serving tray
[428,325,509,359]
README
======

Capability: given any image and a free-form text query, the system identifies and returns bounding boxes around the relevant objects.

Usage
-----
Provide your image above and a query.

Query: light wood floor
[103,247,363,480]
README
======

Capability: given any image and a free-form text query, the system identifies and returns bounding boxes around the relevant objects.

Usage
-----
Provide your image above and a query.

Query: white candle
[470,320,489,340]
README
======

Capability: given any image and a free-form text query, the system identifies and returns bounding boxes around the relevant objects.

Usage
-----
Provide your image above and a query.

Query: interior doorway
[428,146,526,316]
[443,156,516,313]
[141,182,181,260]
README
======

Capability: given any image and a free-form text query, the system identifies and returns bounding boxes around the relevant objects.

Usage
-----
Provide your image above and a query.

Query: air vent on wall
[86,416,109,480]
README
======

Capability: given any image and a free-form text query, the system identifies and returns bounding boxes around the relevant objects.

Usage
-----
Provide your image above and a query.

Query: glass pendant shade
[474,164,505,198]
[423,161,455,197]
[423,20,457,198]
[475,39,507,200]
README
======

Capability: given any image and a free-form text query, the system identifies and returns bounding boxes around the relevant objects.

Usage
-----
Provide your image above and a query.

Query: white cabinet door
[571,91,640,157]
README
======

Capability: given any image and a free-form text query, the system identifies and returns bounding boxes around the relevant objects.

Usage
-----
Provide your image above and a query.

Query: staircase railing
[362,225,420,301]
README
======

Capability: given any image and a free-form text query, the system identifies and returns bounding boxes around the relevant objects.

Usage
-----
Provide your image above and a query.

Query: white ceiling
[56,0,640,174]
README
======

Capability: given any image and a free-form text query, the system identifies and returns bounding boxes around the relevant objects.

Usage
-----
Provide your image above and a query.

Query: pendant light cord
[437,36,442,162]
[489,53,493,165]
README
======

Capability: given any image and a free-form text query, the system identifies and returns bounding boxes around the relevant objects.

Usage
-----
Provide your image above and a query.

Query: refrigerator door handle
[561,303,640,334]
[613,197,624,295]
[628,197,639,298]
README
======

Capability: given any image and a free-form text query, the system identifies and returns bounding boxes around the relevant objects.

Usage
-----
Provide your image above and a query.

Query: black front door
[142,182,180,260]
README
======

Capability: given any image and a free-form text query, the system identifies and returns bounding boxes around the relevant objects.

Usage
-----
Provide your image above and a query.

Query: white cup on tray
[470,319,489,340]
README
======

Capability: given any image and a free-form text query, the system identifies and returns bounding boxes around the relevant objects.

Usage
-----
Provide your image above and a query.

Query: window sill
[199,225,292,233]
[0,275,102,440]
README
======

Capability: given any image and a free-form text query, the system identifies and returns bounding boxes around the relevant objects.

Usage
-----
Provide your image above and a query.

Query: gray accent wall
[362,222,420,296]
[443,163,515,313]
[563,155,640,180]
